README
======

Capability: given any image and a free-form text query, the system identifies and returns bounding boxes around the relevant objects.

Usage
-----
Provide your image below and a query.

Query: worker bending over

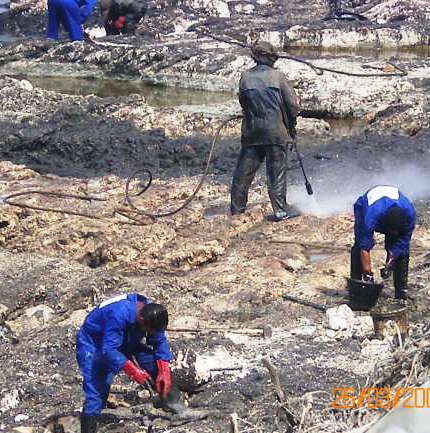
[76,293,172,433]
[351,185,416,300]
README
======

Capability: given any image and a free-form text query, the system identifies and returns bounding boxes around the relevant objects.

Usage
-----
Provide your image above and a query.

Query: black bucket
[347,278,384,311]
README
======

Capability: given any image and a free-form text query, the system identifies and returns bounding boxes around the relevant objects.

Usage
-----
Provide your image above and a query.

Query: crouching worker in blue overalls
[351,185,416,300]
[76,293,172,433]
[47,0,96,41]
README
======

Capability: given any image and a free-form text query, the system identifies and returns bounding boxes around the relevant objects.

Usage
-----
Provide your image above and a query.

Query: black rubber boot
[394,255,409,300]
[80,414,98,433]
[265,145,288,219]
[350,245,362,280]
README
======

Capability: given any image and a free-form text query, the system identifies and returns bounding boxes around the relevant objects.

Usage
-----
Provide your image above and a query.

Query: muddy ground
[1,1,430,433]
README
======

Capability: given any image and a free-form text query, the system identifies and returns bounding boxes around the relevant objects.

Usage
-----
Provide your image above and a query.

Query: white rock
[14,414,29,423]
[326,304,355,331]
[353,315,374,338]
[85,25,106,39]
[24,305,54,324]
[17,80,33,91]
[59,309,87,328]
[0,389,20,413]
[290,325,317,336]
[361,338,393,363]
[13,427,34,433]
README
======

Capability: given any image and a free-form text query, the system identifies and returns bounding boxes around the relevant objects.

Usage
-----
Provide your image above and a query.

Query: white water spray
[289,159,430,217]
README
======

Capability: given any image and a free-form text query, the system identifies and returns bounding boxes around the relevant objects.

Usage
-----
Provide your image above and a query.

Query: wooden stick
[230,412,240,433]
[210,366,243,372]
[282,293,327,312]
[262,356,300,427]
[167,326,263,336]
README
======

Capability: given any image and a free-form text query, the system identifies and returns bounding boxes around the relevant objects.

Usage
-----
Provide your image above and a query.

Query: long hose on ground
[124,114,242,219]
[2,115,241,222]
[2,114,314,220]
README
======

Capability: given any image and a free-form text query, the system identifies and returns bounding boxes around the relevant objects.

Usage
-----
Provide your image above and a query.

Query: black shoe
[80,414,98,433]
[231,209,245,216]
[395,290,408,301]
[266,210,300,222]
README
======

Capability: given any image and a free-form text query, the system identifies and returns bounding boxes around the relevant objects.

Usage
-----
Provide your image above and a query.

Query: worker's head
[138,303,168,334]
[251,41,279,67]
[382,206,407,237]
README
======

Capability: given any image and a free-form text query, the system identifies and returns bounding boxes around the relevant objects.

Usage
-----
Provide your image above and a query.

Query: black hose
[124,115,242,218]
[192,29,408,78]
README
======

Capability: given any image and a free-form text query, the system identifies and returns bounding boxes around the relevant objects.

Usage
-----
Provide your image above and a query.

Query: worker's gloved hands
[123,360,151,385]
[362,272,374,283]
[113,16,126,32]
[155,360,171,398]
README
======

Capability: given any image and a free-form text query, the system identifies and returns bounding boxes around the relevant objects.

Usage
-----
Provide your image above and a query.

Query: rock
[24,304,55,324]
[58,309,87,328]
[14,414,29,422]
[17,80,33,91]
[0,303,8,320]
[13,427,34,433]
[290,324,317,336]
[360,338,393,364]
[0,389,20,413]
[353,315,374,338]
[326,304,356,331]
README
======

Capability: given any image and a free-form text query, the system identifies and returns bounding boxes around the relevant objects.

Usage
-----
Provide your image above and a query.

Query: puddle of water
[0,34,15,43]
[25,76,235,108]
[288,46,430,61]
[308,253,330,263]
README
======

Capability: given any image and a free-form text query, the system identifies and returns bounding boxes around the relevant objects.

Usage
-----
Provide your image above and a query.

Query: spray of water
[288,159,430,217]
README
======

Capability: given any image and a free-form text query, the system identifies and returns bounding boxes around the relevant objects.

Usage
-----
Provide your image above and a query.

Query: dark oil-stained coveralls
[350,186,416,299]
[76,293,172,416]
[231,64,299,218]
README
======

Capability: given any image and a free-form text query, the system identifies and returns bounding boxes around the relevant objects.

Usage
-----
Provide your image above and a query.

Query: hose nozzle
[305,180,313,195]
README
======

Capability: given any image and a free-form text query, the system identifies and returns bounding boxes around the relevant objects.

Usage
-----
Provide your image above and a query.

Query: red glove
[123,360,151,385]
[155,360,171,398]
[113,16,125,31]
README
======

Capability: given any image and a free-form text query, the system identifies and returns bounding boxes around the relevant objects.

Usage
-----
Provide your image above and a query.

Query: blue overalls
[351,185,416,281]
[47,0,96,41]
[75,293,172,416]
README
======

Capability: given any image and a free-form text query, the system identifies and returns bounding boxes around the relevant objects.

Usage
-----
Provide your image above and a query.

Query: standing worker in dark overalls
[351,185,416,300]
[231,41,300,221]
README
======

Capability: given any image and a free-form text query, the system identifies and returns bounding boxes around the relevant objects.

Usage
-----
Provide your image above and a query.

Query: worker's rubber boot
[157,384,209,421]
[350,245,363,280]
[80,414,98,433]
[394,255,409,300]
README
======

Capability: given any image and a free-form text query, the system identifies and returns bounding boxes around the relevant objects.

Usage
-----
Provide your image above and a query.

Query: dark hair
[140,303,168,331]
[382,207,407,235]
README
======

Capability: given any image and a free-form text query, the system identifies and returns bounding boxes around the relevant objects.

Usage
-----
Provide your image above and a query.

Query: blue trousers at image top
[76,330,157,416]
[47,0,83,41]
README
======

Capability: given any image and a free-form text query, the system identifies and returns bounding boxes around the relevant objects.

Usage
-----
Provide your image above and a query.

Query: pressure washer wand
[292,138,313,195]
